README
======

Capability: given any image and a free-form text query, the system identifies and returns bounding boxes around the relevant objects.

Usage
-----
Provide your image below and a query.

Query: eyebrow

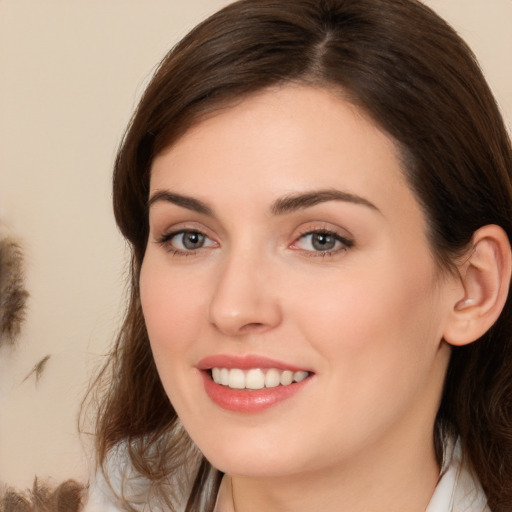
[147,190,213,216]
[271,189,379,215]
[147,188,379,216]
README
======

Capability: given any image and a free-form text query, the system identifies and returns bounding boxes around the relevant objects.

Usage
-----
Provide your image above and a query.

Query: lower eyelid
[299,247,348,259]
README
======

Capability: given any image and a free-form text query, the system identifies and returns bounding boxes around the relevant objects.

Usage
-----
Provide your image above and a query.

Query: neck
[229,431,440,512]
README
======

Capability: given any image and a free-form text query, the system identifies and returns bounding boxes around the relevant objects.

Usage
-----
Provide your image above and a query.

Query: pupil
[312,233,335,251]
[183,232,204,249]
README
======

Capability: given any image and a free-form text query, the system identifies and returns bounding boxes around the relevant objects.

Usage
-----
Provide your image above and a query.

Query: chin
[193,430,311,478]
[209,454,298,478]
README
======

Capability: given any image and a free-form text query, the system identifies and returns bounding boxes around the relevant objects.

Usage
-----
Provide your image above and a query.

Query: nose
[208,250,282,337]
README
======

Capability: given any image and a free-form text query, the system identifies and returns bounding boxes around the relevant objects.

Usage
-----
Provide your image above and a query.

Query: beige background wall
[0,0,510,490]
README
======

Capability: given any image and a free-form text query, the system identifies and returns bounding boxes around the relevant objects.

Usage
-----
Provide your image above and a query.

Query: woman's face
[140,86,457,478]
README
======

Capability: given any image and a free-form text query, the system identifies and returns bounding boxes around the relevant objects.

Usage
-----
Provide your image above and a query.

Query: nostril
[210,319,268,336]
[239,322,266,332]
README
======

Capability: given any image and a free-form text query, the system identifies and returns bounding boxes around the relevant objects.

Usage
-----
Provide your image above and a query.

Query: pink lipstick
[197,355,313,413]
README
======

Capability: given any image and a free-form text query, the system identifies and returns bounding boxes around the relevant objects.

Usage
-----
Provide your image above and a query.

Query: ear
[443,224,512,347]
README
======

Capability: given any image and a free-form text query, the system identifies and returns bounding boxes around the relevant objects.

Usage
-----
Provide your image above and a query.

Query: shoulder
[83,469,123,512]
[82,440,194,512]
[82,443,153,512]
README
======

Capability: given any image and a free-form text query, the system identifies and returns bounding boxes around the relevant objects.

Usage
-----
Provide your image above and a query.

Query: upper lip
[197,354,311,373]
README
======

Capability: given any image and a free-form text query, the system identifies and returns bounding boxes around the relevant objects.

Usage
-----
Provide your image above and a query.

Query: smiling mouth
[210,367,311,390]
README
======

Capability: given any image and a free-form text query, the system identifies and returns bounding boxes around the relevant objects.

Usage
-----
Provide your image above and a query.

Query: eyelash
[292,228,354,258]
[157,229,215,256]
[156,228,354,257]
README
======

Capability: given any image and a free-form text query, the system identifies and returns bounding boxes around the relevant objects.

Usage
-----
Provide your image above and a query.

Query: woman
[84,0,512,511]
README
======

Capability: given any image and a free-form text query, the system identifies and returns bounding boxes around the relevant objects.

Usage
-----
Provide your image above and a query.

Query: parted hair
[88,1,512,510]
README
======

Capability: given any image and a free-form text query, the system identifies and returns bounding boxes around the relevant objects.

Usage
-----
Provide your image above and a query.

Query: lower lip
[201,371,311,413]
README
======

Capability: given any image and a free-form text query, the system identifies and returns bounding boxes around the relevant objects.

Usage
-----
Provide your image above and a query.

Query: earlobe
[444,225,512,347]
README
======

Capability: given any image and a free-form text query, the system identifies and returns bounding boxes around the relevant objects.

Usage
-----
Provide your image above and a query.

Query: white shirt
[84,438,490,512]
[425,438,489,512]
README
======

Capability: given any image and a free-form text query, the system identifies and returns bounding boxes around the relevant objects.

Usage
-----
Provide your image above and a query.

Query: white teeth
[246,369,265,390]
[293,371,309,382]
[280,370,293,386]
[210,367,310,389]
[220,368,230,386]
[228,368,245,389]
[264,368,281,388]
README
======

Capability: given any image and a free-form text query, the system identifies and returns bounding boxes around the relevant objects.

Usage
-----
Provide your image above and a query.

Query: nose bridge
[208,242,282,336]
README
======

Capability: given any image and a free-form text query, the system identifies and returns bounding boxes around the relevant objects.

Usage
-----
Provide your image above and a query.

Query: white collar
[426,437,489,512]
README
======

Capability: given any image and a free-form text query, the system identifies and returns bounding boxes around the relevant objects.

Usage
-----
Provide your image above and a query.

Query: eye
[292,230,353,255]
[159,230,217,253]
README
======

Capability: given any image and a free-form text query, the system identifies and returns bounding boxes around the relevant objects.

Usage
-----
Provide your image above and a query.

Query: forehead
[150,86,411,213]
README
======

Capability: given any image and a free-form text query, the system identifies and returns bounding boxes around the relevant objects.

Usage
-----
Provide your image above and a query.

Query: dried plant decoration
[0,231,29,346]
[0,478,85,512]
[22,354,51,384]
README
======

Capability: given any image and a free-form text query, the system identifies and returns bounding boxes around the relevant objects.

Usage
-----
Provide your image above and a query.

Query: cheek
[139,256,215,420]
[290,255,443,375]
[285,259,446,446]
[139,257,207,370]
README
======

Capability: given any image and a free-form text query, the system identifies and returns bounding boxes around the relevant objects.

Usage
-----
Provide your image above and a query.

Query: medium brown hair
[89,1,512,510]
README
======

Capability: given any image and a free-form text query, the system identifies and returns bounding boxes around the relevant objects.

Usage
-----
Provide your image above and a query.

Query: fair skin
[140,85,472,512]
